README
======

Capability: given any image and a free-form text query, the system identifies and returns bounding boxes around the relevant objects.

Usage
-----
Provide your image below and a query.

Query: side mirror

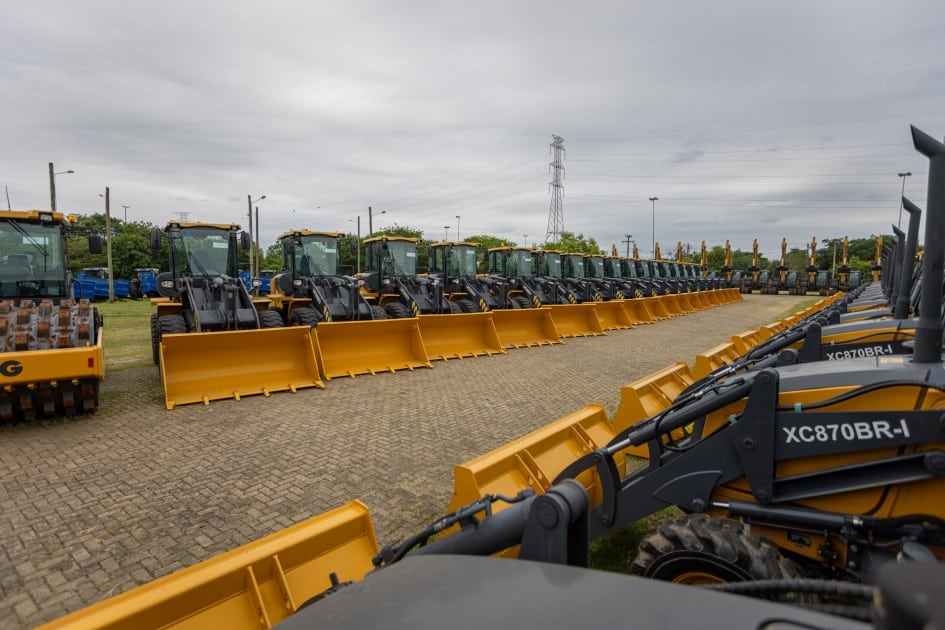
[241,232,251,250]
[285,239,296,257]
[150,229,162,252]
[349,239,358,255]
[89,235,104,255]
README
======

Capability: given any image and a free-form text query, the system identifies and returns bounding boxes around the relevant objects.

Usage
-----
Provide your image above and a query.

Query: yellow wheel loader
[0,210,103,421]
[359,235,458,317]
[267,230,386,325]
[149,221,323,409]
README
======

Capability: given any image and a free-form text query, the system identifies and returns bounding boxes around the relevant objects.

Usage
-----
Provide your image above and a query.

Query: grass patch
[775,297,819,321]
[589,506,681,574]
[96,299,154,371]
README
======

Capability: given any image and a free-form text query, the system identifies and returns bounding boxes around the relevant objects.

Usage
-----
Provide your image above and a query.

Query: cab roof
[488,246,534,253]
[363,235,419,244]
[429,240,481,247]
[277,229,344,240]
[1,209,72,227]
[166,221,241,231]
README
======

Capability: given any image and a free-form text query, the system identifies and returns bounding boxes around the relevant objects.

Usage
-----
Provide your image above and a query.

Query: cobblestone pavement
[0,294,811,627]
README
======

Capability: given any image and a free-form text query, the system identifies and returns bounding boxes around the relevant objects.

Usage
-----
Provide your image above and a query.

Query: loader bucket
[730,328,766,354]
[545,303,606,338]
[725,288,744,302]
[612,361,694,457]
[417,312,505,361]
[591,300,634,330]
[689,291,712,309]
[312,318,432,380]
[703,290,723,306]
[652,294,686,317]
[45,502,379,630]
[159,327,323,410]
[490,307,562,348]
[448,404,617,517]
[620,299,654,324]
[693,340,739,379]
[643,295,672,320]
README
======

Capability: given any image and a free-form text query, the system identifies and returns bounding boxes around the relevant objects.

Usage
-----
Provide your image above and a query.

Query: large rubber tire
[384,302,412,319]
[513,296,532,309]
[158,314,188,336]
[258,309,284,328]
[369,305,388,320]
[447,301,462,314]
[150,313,160,364]
[632,514,803,587]
[457,298,479,313]
[290,307,322,327]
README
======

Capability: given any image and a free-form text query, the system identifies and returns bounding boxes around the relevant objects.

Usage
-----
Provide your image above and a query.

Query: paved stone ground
[0,294,811,627]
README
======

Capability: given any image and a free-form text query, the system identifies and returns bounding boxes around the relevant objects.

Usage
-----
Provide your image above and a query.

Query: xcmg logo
[0,360,24,377]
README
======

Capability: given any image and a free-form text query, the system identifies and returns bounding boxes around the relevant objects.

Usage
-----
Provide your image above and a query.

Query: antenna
[4,185,10,210]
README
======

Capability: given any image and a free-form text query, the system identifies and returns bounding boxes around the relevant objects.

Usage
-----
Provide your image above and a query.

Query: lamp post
[121,205,129,222]
[348,216,362,273]
[649,196,659,258]
[897,172,912,228]
[98,189,115,302]
[48,163,74,212]
[456,215,461,241]
[443,225,450,241]
[368,206,386,236]
[247,194,265,280]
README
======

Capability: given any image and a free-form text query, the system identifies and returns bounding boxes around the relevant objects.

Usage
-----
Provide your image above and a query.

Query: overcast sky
[4,1,944,259]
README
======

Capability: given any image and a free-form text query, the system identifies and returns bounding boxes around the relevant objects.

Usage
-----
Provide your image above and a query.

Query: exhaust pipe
[888,225,904,308]
[894,198,922,319]
[911,126,945,364]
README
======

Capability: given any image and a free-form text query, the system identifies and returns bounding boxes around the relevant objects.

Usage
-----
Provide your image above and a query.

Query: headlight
[293,279,303,286]
[253,280,262,286]
[358,279,365,287]
[382,279,391,286]
[160,280,175,288]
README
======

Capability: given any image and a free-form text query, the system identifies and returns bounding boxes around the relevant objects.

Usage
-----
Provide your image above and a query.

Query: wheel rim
[671,571,727,585]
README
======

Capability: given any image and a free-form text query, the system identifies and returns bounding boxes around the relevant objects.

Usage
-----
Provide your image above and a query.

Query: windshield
[507,250,533,277]
[449,245,478,277]
[588,257,605,278]
[541,252,562,278]
[171,225,235,278]
[566,255,585,278]
[294,234,339,276]
[382,240,417,276]
[0,219,69,298]
[607,259,623,278]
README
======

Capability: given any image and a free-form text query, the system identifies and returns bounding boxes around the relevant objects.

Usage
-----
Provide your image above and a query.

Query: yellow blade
[490,307,562,348]
[312,318,432,380]
[417,312,505,360]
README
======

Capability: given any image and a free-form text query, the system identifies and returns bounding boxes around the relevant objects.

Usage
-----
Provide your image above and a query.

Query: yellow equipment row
[157,289,744,409]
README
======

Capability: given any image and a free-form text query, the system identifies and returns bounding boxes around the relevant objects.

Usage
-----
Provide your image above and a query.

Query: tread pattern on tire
[632,514,803,585]
[258,309,284,328]
[384,302,412,319]
[289,307,322,327]
[369,305,388,320]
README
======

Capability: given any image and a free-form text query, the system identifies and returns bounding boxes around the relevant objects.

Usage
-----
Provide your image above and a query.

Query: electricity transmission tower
[546,135,565,242]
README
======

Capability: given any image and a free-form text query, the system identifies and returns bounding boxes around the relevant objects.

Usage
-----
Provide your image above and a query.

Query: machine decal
[782,418,910,444]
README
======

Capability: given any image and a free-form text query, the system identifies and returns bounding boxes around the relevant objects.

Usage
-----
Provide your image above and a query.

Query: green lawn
[96,299,154,371]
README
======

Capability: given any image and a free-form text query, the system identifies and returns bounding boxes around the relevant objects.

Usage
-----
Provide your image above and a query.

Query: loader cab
[620,258,639,279]
[604,256,623,278]
[536,250,563,278]
[488,247,535,279]
[361,235,420,295]
[280,231,343,278]
[0,210,81,302]
[163,223,243,281]
[561,254,586,279]
[428,242,479,280]
[584,255,606,279]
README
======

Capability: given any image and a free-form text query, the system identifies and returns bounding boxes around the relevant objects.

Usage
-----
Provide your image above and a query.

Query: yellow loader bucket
[703,290,723,306]
[448,404,617,516]
[652,294,685,317]
[591,300,634,330]
[643,295,671,320]
[312,318,432,380]
[693,340,739,379]
[689,291,712,309]
[490,307,562,349]
[612,361,695,457]
[730,328,767,354]
[417,312,505,361]
[159,327,323,410]
[546,303,606,338]
[44,502,379,630]
[621,298,654,324]
[725,288,744,302]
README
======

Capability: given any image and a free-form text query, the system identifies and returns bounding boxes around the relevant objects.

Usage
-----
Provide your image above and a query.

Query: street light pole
[48,162,74,212]
[456,215,461,241]
[102,188,115,302]
[444,225,450,241]
[247,194,265,280]
[649,197,659,258]
[368,206,387,236]
[897,172,912,228]
[122,205,129,222]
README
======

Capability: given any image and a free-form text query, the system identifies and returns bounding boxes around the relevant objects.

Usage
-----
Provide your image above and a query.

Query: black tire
[289,307,322,327]
[457,298,479,313]
[158,314,188,336]
[632,514,803,587]
[447,301,462,314]
[513,296,532,309]
[150,313,160,364]
[384,302,412,318]
[258,309,284,328]
[369,305,388,320]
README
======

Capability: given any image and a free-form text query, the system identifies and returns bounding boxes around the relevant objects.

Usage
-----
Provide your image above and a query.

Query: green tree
[543,231,603,254]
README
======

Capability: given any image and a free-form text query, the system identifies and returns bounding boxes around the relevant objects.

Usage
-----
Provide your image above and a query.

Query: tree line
[66,214,887,280]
